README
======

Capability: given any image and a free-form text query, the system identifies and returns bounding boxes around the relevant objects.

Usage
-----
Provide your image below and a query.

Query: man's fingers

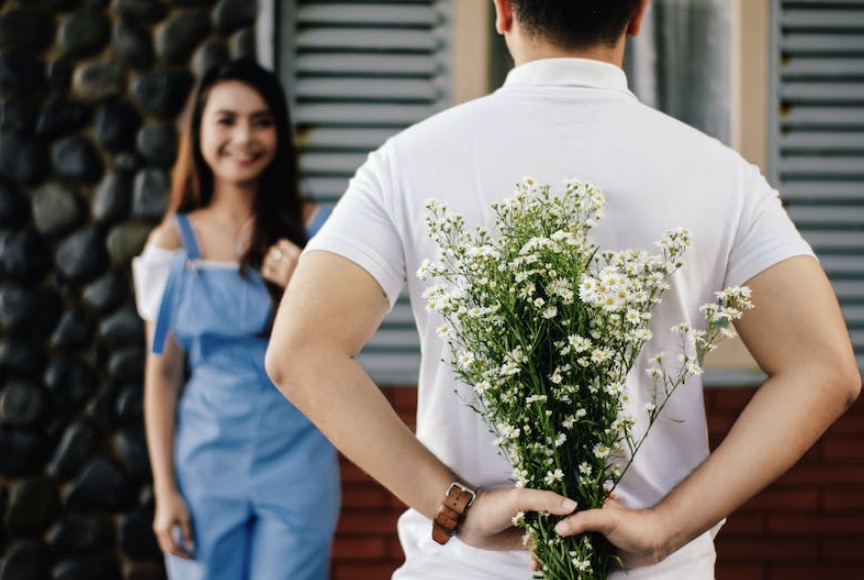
[554,507,616,537]
[510,488,578,517]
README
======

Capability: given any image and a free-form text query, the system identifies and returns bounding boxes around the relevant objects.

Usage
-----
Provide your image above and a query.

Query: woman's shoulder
[302,200,319,225]
[147,218,183,251]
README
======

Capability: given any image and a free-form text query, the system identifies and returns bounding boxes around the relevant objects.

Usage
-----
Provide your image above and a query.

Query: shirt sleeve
[725,163,815,288]
[131,245,178,322]
[303,143,406,309]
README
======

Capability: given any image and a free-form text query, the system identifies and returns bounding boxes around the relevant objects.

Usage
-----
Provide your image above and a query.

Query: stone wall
[0,1,258,579]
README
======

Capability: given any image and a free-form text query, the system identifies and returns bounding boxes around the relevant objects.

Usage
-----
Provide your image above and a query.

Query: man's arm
[554,255,861,566]
[265,250,579,549]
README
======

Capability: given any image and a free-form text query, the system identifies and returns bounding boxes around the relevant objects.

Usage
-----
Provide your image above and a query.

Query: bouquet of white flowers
[418,178,752,579]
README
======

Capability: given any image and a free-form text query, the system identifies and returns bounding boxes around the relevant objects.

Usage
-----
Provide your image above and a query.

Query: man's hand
[552,496,670,569]
[458,486,578,550]
[461,489,670,570]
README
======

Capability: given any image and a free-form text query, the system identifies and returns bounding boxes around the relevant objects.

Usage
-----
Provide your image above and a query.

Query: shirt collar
[502,58,634,97]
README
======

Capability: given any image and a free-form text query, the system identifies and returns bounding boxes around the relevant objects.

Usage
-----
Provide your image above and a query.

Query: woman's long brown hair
[167,58,307,310]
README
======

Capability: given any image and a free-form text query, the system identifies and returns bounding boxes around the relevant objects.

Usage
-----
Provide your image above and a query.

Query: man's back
[310,58,812,579]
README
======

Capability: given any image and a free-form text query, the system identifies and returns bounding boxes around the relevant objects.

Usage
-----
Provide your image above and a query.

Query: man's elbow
[265,342,303,403]
[839,361,862,408]
[826,351,861,411]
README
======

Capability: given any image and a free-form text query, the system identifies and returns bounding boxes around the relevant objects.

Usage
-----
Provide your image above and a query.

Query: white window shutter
[278,1,452,384]
[770,0,864,372]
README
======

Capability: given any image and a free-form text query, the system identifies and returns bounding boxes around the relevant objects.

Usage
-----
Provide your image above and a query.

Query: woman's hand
[261,239,302,288]
[153,489,194,559]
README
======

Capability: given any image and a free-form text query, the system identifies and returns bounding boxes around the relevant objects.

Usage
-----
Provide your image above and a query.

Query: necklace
[210,211,255,257]
[233,215,255,256]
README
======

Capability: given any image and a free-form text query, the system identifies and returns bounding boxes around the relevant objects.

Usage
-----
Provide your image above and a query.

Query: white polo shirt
[306,58,813,579]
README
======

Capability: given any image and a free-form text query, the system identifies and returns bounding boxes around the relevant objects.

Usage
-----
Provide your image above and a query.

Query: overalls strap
[306,205,332,238]
[174,213,202,259]
[151,213,198,354]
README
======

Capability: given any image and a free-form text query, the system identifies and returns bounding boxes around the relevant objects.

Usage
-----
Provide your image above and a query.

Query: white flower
[593,443,611,459]
[512,511,526,526]
[572,559,591,571]
[457,351,475,369]
[544,469,565,485]
[421,178,752,573]
[497,422,520,439]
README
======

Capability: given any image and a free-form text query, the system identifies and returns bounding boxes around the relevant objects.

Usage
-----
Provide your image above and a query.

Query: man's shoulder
[388,93,499,148]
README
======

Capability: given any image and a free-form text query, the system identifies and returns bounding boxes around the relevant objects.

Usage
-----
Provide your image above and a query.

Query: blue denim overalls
[151,211,339,580]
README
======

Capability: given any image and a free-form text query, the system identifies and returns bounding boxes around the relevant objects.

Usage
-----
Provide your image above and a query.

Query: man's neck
[508,36,627,69]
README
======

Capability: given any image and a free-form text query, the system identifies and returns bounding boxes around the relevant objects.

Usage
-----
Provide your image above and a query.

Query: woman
[132,59,339,580]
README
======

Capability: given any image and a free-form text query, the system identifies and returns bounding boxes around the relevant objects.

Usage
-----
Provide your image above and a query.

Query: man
[265,1,861,578]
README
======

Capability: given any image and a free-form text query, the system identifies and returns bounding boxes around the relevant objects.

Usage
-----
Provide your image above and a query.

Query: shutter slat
[780,106,864,128]
[297,28,438,51]
[803,230,864,252]
[364,329,424,349]
[782,34,864,54]
[775,0,864,367]
[300,176,350,200]
[787,205,864,227]
[298,5,437,26]
[781,132,864,152]
[300,127,400,149]
[818,255,864,276]
[299,152,370,175]
[782,181,864,200]
[780,156,864,177]
[286,0,448,384]
[781,82,864,102]
[782,10,864,29]
[356,353,423,384]
[296,78,438,101]
[783,57,864,77]
[296,54,438,76]
[841,305,864,324]
[295,103,436,125]
[832,279,864,303]
[386,299,418,325]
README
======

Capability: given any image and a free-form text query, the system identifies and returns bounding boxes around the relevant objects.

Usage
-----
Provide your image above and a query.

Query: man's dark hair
[510,0,641,50]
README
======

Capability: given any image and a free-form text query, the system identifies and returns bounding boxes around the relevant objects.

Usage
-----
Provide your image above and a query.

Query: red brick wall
[332,387,864,579]
[708,388,864,580]
[330,388,413,580]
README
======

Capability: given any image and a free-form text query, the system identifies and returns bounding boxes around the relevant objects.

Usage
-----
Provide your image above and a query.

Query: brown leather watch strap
[432,482,476,545]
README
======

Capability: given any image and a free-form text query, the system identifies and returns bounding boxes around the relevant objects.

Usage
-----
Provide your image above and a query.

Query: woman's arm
[144,323,195,558]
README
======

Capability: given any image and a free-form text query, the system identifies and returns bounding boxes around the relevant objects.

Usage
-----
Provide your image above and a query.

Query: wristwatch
[432,481,477,545]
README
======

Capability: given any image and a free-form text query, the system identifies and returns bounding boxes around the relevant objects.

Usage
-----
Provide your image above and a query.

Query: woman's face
[199,80,278,188]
